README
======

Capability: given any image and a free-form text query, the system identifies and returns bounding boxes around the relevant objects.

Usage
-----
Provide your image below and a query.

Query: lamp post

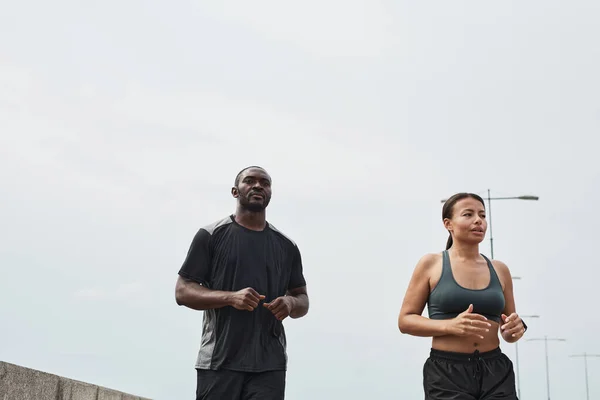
[569,353,600,400]
[526,336,567,400]
[441,190,539,259]
[513,314,540,399]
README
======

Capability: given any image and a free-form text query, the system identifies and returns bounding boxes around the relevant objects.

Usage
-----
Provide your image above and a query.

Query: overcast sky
[1,1,599,399]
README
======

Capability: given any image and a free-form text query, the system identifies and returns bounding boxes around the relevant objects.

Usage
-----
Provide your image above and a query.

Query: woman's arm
[494,260,526,343]
[398,254,452,336]
[399,254,491,339]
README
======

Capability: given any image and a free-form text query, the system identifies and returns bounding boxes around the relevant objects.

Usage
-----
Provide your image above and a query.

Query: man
[175,166,309,400]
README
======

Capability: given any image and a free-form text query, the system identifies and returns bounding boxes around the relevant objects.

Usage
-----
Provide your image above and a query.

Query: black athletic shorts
[196,368,286,400]
[423,347,518,400]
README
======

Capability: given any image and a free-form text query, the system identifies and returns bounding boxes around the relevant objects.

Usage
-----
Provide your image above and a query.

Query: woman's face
[445,197,487,245]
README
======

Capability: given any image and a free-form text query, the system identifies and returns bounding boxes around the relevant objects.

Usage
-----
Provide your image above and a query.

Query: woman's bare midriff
[432,320,501,353]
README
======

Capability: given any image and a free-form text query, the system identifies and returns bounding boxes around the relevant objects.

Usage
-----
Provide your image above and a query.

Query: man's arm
[175,276,232,310]
[176,276,265,311]
[263,241,309,320]
[286,286,309,319]
[263,285,308,320]
[175,228,264,311]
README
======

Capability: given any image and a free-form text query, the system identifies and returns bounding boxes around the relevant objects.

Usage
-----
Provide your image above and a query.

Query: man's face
[232,168,272,212]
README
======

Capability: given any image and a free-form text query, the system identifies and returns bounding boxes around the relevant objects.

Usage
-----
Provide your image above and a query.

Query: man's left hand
[264,296,294,320]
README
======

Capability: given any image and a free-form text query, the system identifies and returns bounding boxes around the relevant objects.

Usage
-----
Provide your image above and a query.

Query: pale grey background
[1,1,599,399]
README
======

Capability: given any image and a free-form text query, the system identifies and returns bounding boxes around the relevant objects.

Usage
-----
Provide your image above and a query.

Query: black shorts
[423,348,518,400]
[196,368,286,400]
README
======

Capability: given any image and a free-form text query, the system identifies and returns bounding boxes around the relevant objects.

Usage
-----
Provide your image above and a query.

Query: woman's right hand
[445,304,492,339]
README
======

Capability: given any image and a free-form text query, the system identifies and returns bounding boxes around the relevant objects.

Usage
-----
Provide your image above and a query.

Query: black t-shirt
[178,215,306,373]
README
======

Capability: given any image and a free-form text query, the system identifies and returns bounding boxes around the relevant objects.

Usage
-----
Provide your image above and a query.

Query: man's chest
[209,233,292,293]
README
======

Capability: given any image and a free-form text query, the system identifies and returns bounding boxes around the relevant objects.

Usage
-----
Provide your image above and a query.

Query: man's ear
[231,187,239,198]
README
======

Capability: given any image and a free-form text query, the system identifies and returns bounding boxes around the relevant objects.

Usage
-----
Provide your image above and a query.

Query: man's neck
[234,208,267,231]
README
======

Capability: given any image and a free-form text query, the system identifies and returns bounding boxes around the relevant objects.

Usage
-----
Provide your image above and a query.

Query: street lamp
[513,314,540,399]
[526,336,567,400]
[441,189,539,259]
[569,353,600,400]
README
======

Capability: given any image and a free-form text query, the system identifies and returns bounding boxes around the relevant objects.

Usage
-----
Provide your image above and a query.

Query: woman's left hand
[501,313,525,341]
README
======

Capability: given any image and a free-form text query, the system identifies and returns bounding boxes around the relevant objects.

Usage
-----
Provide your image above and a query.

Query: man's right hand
[229,287,266,311]
[445,304,492,339]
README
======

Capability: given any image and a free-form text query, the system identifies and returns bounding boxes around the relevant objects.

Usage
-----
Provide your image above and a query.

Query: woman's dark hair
[442,192,486,250]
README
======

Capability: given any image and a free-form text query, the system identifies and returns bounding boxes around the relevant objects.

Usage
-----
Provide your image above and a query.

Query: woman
[398,193,527,400]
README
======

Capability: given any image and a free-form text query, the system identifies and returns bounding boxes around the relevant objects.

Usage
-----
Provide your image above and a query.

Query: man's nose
[252,181,264,189]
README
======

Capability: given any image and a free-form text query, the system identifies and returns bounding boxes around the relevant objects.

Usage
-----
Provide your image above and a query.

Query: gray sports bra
[427,251,505,323]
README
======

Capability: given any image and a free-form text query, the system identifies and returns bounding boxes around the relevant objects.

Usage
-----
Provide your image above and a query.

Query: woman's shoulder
[414,252,444,273]
[489,258,512,281]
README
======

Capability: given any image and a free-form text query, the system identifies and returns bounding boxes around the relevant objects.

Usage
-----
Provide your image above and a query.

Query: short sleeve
[178,228,212,286]
[288,245,307,290]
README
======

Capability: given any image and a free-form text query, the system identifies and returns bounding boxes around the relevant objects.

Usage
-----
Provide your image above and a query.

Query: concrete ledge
[0,361,151,400]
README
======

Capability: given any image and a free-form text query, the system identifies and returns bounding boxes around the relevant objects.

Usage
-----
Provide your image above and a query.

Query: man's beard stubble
[239,193,270,212]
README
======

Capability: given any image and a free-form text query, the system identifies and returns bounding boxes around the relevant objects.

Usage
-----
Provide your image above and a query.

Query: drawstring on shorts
[468,350,495,378]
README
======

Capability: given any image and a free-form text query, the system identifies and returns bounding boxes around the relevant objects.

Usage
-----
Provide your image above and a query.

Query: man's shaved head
[234,166,269,187]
